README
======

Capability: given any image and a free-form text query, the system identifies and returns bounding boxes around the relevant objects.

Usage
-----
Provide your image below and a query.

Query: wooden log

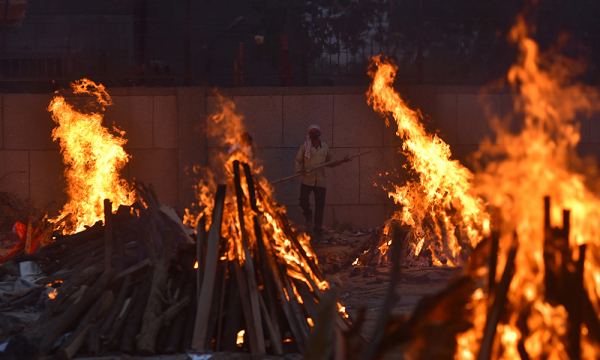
[37,268,117,356]
[196,215,206,302]
[105,283,141,350]
[9,251,56,264]
[234,259,260,353]
[488,231,499,296]
[280,263,311,342]
[40,220,104,253]
[98,275,132,336]
[0,287,44,310]
[115,230,125,271]
[104,199,114,272]
[476,239,518,360]
[87,324,100,357]
[137,295,192,355]
[243,162,282,348]
[164,275,194,353]
[25,260,101,342]
[135,227,175,355]
[111,258,150,288]
[220,262,244,352]
[155,325,170,354]
[182,272,198,351]
[1,284,45,300]
[191,184,227,350]
[63,237,105,261]
[214,261,229,351]
[120,275,152,353]
[56,289,114,359]
[263,241,306,350]
[233,161,265,354]
[258,289,284,355]
[55,324,92,360]
[62,244,105,270]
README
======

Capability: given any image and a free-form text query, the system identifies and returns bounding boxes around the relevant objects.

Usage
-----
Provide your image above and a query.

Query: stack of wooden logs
[189,160,351,355]
[2,182,196,358]
[2,161,352,358]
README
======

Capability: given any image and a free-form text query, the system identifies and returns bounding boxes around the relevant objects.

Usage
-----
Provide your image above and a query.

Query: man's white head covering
[304,125,321,158]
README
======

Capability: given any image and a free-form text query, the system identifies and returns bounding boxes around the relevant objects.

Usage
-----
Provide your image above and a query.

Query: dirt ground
[311,231,463,338]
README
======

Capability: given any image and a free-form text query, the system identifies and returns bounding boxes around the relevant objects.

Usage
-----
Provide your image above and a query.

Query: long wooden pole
[270,150,371,185]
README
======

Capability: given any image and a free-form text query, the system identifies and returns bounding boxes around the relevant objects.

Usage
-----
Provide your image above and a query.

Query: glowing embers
[47,288,58,300]
[49,79,133,234]
[190,160,351,355]
[237,330,245,346]
[367,57,489,267]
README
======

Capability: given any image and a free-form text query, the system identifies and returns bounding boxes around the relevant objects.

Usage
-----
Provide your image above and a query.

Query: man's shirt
[294,141,332,188]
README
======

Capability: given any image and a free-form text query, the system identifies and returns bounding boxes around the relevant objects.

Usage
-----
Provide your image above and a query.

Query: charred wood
[120,275,152,353]
[37,268,117,356]
[191,184,226,350]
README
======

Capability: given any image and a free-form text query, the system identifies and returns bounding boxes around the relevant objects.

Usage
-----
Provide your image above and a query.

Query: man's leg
[313,186,326,239]
[299,184,313,227]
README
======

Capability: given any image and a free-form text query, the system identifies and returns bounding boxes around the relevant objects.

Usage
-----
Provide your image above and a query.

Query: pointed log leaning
[196,215,206,302]
[243,162,282,348]
[191,184,227,350]
[233,161,265,354]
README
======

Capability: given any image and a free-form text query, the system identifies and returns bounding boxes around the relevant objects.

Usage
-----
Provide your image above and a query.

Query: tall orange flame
[368,56,489,265]
[49,79,133,234]
[456,15,600,359]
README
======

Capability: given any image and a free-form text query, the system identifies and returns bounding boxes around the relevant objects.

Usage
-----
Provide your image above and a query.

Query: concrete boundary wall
[1,85,600,229]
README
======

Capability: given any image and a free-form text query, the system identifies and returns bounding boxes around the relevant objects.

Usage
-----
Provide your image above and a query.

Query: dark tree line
[248,0,600,85]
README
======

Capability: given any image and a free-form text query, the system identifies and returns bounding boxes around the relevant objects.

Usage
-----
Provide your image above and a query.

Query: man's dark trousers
[299,183,326,234]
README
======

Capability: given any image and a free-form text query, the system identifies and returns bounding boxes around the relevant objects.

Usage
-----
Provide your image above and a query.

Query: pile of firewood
[1,182,196,359]
[1,161,353,359]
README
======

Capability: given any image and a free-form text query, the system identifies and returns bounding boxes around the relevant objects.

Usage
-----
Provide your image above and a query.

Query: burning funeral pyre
[341,10,600,360]
[4,5,600,360]
[0,84,355,359]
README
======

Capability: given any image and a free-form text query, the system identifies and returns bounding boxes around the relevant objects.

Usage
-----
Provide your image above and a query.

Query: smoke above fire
[49,79,133,234]
[367,56,490,266]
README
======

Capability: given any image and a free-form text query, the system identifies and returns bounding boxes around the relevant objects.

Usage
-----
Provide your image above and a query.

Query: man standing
[295,125,350,240]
